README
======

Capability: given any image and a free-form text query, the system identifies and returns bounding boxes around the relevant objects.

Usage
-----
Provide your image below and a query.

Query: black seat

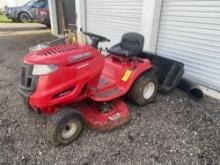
[108,32,144,57]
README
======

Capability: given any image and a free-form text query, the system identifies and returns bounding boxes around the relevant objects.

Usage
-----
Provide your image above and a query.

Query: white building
[49,0,220,94]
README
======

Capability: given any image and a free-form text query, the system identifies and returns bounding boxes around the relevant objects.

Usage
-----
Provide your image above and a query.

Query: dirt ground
[0,24,220,165]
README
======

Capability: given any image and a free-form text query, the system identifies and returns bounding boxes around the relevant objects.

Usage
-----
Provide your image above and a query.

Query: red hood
[24,44,96,66]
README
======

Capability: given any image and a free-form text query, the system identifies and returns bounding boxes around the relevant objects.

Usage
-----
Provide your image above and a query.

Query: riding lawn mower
[20,29,202,146]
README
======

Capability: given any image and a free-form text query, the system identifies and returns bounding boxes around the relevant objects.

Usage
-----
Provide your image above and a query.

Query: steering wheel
[83,32,110,43]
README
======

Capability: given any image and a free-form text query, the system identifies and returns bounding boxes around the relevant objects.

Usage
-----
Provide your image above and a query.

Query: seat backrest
[120,32,144,54]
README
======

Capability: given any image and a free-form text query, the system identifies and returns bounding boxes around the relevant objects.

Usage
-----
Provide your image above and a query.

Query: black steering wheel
[83,31,110,48]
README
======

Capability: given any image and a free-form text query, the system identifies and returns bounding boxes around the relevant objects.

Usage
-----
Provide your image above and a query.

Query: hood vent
[38,45,80,56]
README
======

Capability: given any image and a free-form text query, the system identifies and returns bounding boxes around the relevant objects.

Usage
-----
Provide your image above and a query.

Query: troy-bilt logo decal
[68,52,91,63]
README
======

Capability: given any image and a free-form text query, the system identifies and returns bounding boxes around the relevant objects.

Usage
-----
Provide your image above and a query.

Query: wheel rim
[61,121,78,139]
[143,82,155,99]
[21,13,30,22]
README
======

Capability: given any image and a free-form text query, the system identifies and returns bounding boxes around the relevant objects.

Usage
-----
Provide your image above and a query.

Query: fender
[17,10,33,20]
[90,55,153,101]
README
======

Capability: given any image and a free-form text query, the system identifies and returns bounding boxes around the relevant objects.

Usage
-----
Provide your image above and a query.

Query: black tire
[128,71,158,106]
[19,12,30,23]
[46,108,83,146]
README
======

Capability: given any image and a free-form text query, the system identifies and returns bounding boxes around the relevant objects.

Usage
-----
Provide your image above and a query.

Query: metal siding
[85,0,143,48]
[156,0,220,91]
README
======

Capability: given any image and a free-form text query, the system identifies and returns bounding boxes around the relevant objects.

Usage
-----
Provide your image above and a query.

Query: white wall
[75,0,85,32]
[48,0,58,35]
[141,0,162,52]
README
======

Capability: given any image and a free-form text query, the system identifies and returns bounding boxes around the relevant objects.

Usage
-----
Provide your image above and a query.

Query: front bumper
[5,11,16,19]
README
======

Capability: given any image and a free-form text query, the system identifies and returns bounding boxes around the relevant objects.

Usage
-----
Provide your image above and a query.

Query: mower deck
[78,99,130,131]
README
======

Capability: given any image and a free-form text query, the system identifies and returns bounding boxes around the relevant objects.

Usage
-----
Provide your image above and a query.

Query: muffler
[178,78,204,100]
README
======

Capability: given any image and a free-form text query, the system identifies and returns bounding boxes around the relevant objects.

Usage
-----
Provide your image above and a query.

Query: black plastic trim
[178,78,204,100]
[138,51,184,92]
[19,63,39,101]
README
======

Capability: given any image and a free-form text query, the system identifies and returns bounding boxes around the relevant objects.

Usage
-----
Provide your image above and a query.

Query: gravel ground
[0,28,220,165]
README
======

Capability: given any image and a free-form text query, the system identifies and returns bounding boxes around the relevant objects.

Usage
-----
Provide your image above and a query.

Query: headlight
[32,64,58,75]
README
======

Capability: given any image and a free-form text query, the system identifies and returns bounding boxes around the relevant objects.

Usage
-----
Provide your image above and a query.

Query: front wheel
[46,108,83,146]
[19,12,30,23]
[128,71,158,106]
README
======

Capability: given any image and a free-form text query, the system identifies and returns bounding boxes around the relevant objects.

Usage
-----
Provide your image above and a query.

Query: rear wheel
[46,108,83,146]
[128,71,158,106]
[19,12,30,23]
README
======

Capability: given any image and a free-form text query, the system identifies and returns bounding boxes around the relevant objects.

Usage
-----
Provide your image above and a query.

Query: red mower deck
[78,99,130,131]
